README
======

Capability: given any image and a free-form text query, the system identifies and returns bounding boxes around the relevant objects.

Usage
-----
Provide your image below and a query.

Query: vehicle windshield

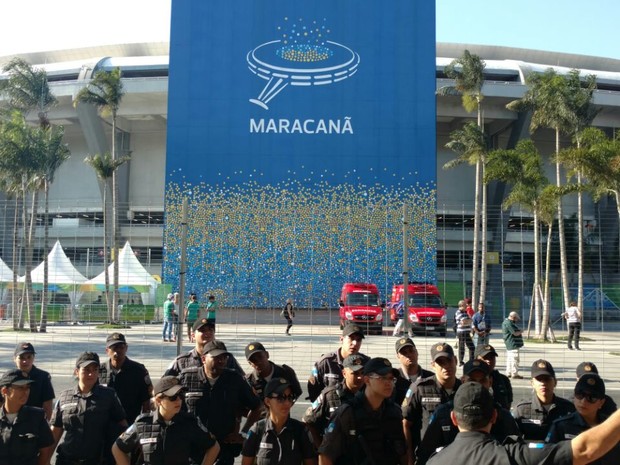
[347,293,379,306]
[408,294,443,308]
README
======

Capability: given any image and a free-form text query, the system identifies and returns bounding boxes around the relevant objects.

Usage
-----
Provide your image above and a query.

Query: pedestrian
[184,293,200,342]
[13,341,55,420]
[178,340,262,465]
[283,298,294,335]
[402,342,461,461]
[50,351,127,465]
[393,299,411,337]
[245,342,302,406]
[206,294,218,326]
[471,302,491,347]
[162,293,176,342]
[465,298,474,318]
[546,374,620,463]
[563,300,582,350]
[307,325,370,402]
[318,357,407,465]
[426,381,620,465]
[575,362,617,416]
[502,311,524,379]
[393,337,433,405]
[0,369,55,465]
[302,354,366,447]
[455,300,475,366]
[112,376,220,465]
[99,332,153,424]
[165,318,245,377]
[241,377,317,465]
[475,344,513,410]
[513,359,575,442]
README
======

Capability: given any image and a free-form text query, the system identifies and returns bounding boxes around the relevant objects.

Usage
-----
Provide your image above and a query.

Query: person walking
[162,293,176,342]
[472,302,491,347]
[563,301,582,350]
[184,293,200,342]
[502,311,524,379]
[283,298,294,335]
[455,300,475,366]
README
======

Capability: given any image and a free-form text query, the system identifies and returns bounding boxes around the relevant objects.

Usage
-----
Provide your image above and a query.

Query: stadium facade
[1,42,620,312]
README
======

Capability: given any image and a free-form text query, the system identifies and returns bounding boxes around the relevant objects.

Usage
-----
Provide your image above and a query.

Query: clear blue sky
[0,0,618,60]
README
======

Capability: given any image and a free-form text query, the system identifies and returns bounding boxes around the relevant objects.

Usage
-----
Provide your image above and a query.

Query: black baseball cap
[245,342,267,361]
[342,324,365,338]
[106,332,126,348]
[395,337,416,354]
[75,351,100,368]
[363,357,399,377]
[575,374,605,398]
[193,318,215,332]
[531,359,556,379]
[453,382,494,422]
[463,359,491,377]
[264,377,292,397]
[202,340,230,357]
[0,369,34,387]
[431,343,455,361]
[576,362,598,378]
[474,344,498,358]
[153,376,185,396]
[14,342,36,356]
[342,354,365,372]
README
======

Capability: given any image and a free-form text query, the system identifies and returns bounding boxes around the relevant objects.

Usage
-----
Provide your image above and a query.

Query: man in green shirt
[501,311,524,379]
[185,293,201,342]
[162,293,177,342]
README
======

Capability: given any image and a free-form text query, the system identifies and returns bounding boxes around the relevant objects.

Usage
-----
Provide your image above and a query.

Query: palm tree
[507,69,595,314]
[74,68,125,322]
[84,153,130,322]
[438,50,487,307]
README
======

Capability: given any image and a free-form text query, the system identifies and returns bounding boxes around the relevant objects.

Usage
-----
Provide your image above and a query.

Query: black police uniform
[24,365,55,409]
[513,393,575,441]
[51,384,127,465]
[302,381,357,437]
[115,410,218,465]
[417,400,521,465]
[246,361,303,400]
[99,357,151,424]
[307,350,369,401]
[178,366,260,465]
[318,390,407,465]
[547,411,620,465]
[164,347,245,377]
[402,375,462,455]
[393,366,433,406]
[426,431,573,465]
[490,370,513,410]
[0,405,54,465]
[242,416,317,465]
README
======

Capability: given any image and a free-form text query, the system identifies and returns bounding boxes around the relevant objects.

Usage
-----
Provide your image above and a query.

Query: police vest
[0,407,49,465]
[178,366,204,415]
[133,414,163,465]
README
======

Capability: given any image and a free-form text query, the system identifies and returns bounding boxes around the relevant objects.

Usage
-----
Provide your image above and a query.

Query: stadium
[1,41,620,321]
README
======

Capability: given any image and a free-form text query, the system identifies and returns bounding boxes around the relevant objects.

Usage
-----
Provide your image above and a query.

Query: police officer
[112,376,220,465]
[0,369,54,465]
[303,354,365,447]
[417,360,520,465]
[402,342,461,462]
[474,344,513,409]
[178,340,262,465]
[307,324,370,402]
[393,338,433,405]
[165,318,245,376]
[318,357,407,465]
[574,361,617,416]
[51,351,127,465]
[13,342,55,420]
[426,382,620,465]
[244,341,302,403]
[547,374,619,464]
[241,378,317,465]
[99,332,153,424]
[513,359,575,442]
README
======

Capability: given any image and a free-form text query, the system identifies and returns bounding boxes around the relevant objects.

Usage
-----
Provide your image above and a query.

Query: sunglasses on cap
[575,392,602,403]
[269,394,297,403]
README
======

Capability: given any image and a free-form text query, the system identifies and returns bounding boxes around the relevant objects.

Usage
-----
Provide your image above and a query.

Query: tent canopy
[0,257,13,283]
[18,240,87,285]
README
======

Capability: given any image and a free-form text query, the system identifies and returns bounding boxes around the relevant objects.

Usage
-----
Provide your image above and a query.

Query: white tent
[0,256,14,304]
[84,241,158,304]
[18,240,87,306]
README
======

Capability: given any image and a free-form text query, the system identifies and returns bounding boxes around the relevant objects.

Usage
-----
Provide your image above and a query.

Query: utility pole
[176,198,188,355]
[402,203,409,335]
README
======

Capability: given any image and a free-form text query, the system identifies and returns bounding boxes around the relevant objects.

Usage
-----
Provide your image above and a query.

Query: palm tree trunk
[40,179,49,332]
[12,195,20,330]
[103,181,112,322]
[533,212,541,336]
[25,189,38,332]
[471,160,481,308]
[577,171,584,320]
[555,129,570,311]
[111,113,120,323]
[541,222,553,340]
[479,164,488,304]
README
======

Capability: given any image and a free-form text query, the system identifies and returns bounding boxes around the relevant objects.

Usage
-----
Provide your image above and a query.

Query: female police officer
[112,376,220,465]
